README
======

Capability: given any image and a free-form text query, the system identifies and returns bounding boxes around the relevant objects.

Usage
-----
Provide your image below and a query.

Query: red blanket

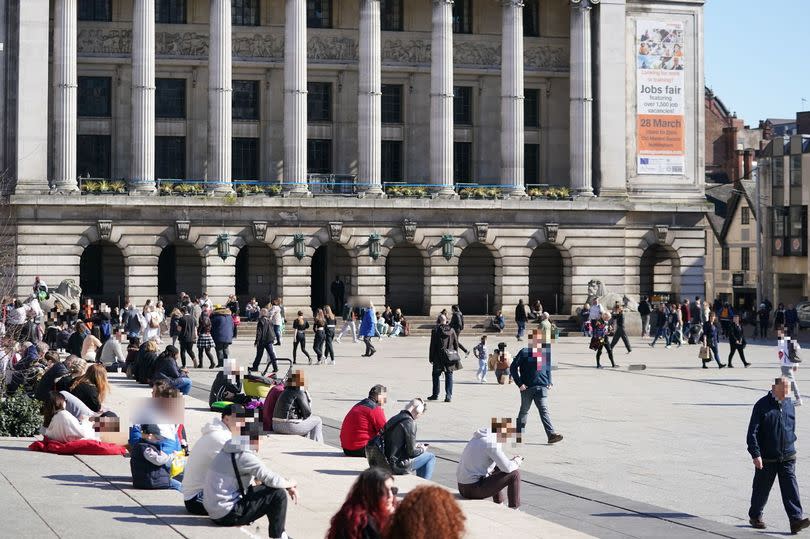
[29,437,127,456]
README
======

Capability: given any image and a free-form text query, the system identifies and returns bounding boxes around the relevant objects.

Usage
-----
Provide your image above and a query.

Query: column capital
[570,0,600,9]
[501,0,525,7]
[433,0,454,6]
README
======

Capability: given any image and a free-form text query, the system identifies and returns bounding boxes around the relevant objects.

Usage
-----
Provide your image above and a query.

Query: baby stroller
[688,323,702,345]
[243,358,293,399]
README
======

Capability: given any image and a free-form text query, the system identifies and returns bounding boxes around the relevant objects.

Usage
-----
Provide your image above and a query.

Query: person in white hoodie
[456,417,523,509]
[204,423,299,539]
[777,329,803,406]
[182,404,247,515]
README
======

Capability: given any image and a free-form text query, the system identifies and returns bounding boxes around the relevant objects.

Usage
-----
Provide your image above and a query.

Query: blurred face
[773,379,790,402]
[377,392,388,406]
[383,477,397,513]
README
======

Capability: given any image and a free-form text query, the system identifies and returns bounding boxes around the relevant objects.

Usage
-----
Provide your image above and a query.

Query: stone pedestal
[283,0,309,195]
[130,0,156,194]
[52,0,78,193]
[430,0,455,197]
[208,0,233,194]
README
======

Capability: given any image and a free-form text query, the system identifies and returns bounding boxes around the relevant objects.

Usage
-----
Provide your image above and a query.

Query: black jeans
[455,330,469,354]
[324,327,336,363]
[293,333,311,363]
[431,369,453,399]
[184,492,207,515]
[213,485,288,538]
[252,342,277,372]
[342,447,366,457]
[215,343,230,367]
[728,342,747,365]
[749,459,803,522]
[179,340,196,367]
[313,330,325,361]
[363,336,376,356]
[610,328,631,352]
[596,341,615,367]
[198,347,215,367]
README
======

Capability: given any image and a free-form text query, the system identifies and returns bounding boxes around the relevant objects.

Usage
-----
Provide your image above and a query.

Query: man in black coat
[176,307,198,368]
[251,309,277,373]
[427,322,459,402]
[450,305,468,355]
[367,398,435,479]
[330,276,345,314]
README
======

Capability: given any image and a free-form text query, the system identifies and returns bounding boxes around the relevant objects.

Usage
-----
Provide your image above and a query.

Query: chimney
[797,111,810,135]
[743,149,754,179]
[735,149,744,181]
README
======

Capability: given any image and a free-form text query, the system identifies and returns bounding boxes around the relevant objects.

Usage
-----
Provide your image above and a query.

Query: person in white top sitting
[99,328,126,369]
[777,329,803,406]
[456,417,523,509]
[42,391,98,442]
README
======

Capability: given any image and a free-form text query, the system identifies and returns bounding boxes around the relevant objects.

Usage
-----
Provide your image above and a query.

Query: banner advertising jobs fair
[636,20,685,175]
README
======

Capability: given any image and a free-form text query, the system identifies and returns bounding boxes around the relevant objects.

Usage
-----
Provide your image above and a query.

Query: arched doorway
[640,244,680,302]
[458,243,496,315]
[80,242,125,309]
[158,243,203,307]
[529,244,564,314]
[385,244,427,315]
[311,242,352,313]
[235,244,278,307]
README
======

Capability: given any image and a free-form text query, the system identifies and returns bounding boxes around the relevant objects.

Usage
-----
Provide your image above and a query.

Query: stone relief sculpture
[586,279,639,311]
[308,36,358,62]
[382,39,432,65]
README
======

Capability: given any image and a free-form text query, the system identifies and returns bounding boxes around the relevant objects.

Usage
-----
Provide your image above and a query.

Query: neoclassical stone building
[3,0,708,317]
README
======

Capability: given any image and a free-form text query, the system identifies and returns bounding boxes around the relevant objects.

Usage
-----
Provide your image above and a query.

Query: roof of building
[705,180,757,244]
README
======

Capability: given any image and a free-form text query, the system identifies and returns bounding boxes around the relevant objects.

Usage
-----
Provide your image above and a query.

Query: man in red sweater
[340,384,388,456]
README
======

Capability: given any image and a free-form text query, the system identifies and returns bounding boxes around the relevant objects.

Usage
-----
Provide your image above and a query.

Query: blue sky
[704,0,809,126]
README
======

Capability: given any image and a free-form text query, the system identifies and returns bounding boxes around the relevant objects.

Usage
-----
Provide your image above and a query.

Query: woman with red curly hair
[327,467,397,539]
[384,485,465,539]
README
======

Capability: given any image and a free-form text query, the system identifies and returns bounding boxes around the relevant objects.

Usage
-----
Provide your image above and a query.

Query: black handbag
[443,348,463,370]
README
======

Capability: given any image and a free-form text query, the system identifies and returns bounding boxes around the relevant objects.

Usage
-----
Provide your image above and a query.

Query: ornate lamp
[293,233,306,261]
[216,234,230,261]
[441,234,454,261]
[368,233,381,260]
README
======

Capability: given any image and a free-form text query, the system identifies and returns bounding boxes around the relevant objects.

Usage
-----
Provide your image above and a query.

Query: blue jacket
[210,309,234,344]
[509,346,552,388]
[747,391,797,461]
[358,307,376,337]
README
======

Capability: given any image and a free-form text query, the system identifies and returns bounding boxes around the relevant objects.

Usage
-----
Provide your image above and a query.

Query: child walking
[474,335,489,383]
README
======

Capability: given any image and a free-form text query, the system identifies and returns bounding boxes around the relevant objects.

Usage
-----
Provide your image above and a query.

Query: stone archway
[235,244,278,307]
[158,242,203,306]
[640,244,681,302]
[311,242,352,313]
[385,243,427,315]
[458,243,496,315]
[80,241,125,309]
[529,243,564,314]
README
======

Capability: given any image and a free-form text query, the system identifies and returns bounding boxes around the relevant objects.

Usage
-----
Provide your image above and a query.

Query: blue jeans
[749,459,803,521]
[410,451,436,480]
[170,478,183,491]
[172,377,192,395]
[517,385,555,438]
[516,320,526,339]
[650,326,668,346]
[431,369,453,399]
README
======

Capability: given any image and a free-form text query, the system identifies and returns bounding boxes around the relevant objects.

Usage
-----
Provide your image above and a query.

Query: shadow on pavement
[283,450,344,458]
[45,474,119,491]
[315,469,359,476]
[591,512,696,519]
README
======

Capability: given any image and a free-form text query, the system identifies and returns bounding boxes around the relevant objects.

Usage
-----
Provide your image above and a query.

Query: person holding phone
[457,418,523,509]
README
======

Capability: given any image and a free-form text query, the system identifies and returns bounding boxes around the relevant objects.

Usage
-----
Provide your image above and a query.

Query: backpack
[149,314,160,329]
[127,312,142,333]
[789,340,802,363]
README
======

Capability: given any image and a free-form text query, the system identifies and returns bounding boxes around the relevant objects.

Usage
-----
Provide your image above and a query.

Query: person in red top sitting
[340,384,388,457]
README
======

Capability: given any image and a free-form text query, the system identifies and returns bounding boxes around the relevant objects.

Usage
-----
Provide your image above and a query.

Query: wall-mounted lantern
[368,233,381,260]
[216,233,230,261]
[441,234,454,261]
[293,233,306,261]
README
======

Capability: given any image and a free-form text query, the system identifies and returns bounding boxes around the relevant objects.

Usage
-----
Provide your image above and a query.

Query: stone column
[52,0,78,193]
[208,0,233,193]
[283,0,309,195]
[358,0,384,196]
[569,0,597,197]
[501,0,526,196]
[130,0,156,193]
[430,0,455,196]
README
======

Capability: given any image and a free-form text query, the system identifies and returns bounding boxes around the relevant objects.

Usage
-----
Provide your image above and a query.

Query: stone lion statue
[586,279,638,312]
[26,279,83,313]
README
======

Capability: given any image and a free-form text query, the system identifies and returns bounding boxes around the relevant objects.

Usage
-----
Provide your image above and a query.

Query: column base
[283,187,312,198]
[596,188,628,198]
[573,187,596,197]
[359,187,387,199]
[503,187,528,199]
[49,184,80,195]
[434,186,458,199]
[127,183,157,195]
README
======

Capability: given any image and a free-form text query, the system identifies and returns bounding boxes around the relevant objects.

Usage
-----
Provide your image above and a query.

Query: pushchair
[243,358,293,399]
[687,324,702,345]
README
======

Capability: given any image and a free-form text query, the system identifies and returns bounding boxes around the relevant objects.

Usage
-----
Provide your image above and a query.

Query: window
[155,79,186,118]
[741,206,750,225]
[233,80,260,120]
[78,77,112,117]
[381,0,403,31]
[156,0,186,24]
[232,138,260,181]
[523,0,539,37]
[453,86,473,125]
[307,82,332,122]
[721,247,729,271]
[307,0,332,28]
[307,139,332,174]
[452,0,472,34]
[525,144,539,184]
[790,155,802,186]
[381,141,403,182]
[77,135,111,179]
[155,136,186,179]
[78,0,111,21]
[232,0,259,26]
[773,157,784,187]
[524,88,539,128]
[381,84,403,124]
[741,247,750,271]
[454,141,472,183]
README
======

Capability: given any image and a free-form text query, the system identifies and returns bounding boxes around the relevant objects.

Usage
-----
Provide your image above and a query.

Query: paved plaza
[188,331,810,537]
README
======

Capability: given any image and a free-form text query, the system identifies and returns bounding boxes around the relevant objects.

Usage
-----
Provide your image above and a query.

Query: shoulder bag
[443,348,463,370]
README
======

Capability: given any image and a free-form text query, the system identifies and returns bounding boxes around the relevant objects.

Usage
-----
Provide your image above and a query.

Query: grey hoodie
[203,439,294,520]
[456,427,519,485]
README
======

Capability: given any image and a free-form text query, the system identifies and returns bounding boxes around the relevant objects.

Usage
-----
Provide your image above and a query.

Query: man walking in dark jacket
[211,305,235,368]
[251,309,277,374]
[427,321,459,402]
[747,377,810,533]
[510,329,562,444]
[450,305,469,355]
[177,307,198,368]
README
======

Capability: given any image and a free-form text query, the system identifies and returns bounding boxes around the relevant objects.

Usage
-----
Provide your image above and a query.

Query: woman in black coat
[727,314,750,368]
[427,324,459,402]
[609,305,632,353]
